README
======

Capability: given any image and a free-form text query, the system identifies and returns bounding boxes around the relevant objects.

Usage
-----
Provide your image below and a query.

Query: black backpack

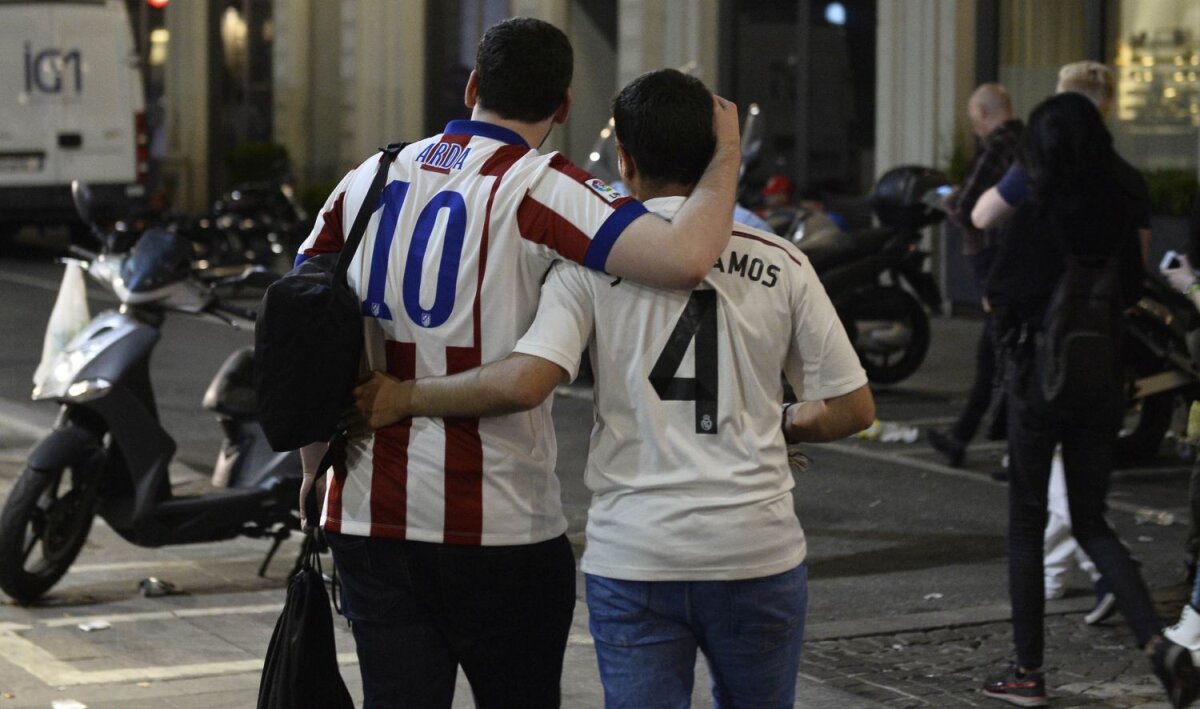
[1037,251,1121,408]
[254,143,404,452]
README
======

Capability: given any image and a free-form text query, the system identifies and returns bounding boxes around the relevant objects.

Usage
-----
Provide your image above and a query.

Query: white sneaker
[1165,604,1200,665]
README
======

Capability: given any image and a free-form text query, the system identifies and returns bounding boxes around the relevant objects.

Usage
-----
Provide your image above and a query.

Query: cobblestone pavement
[802,597,1192,708]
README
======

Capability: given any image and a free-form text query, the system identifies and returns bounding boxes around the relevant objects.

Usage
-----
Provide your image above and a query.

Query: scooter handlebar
[67,245,98,262]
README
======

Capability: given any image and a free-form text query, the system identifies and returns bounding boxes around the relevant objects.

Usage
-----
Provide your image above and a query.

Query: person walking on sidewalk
[983,92,1198,708]
[352,68,875,707]
[1158,205,1200,663]
[927,83,1022,468]
[295,18,743,708]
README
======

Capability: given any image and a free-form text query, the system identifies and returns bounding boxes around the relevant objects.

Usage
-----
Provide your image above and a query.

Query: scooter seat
[203,346,258,420]
[798,226,899,274]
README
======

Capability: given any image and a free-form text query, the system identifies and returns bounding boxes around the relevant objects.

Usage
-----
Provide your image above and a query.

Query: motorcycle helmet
[870,166,951,228]
[120,228,193,293]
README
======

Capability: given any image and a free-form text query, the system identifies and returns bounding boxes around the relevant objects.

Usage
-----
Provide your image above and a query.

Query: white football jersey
[296,120,647,545]
[514,196,867,580]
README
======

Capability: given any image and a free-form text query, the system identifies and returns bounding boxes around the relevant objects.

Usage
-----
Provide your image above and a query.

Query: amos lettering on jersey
[416,140,471,174]
[713,251,780,288]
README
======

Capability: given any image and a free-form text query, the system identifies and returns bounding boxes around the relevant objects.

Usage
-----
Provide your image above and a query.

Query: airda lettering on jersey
[416,140,471,174]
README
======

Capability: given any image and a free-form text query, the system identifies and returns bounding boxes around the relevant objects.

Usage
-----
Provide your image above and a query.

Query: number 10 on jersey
[362,181,469,329]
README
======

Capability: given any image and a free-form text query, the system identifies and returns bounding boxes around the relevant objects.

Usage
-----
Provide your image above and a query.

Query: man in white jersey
[294,19,740,709]
[353,69,874,707]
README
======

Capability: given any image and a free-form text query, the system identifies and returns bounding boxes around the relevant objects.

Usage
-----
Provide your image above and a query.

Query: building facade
[152,0,1197,259]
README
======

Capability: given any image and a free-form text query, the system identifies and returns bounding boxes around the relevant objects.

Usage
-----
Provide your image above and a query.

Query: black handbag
[258,535,354,709]
[254,143,405,452]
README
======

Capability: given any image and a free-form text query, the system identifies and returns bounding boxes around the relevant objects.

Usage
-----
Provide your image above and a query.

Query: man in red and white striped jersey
[353,69,874,707]
[295,18,740,709]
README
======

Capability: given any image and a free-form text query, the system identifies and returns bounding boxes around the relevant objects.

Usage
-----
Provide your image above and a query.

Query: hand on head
[712,94,740,154]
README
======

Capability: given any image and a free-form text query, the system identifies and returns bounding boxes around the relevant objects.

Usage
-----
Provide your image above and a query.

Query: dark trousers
[951,313,999,442]
[1005,352,1160,669]
[326,532,577,709]
[952,248,1001,443]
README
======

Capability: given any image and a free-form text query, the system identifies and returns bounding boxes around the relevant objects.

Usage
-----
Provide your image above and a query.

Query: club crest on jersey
[700,414,714,432]
[585,178,622,204]
[416,140,471,174]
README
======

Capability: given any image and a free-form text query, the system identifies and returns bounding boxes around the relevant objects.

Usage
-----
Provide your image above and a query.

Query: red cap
[762,175,794,196]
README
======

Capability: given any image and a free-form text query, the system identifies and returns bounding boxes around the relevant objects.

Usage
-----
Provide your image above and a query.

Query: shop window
[1113,0,1199,173]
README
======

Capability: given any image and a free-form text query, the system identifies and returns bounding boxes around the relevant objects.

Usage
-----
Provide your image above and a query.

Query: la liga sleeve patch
[585,178,623,204]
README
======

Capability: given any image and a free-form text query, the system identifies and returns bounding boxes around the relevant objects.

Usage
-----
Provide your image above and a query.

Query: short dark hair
[612,69,715,187]
[475,18,572,123]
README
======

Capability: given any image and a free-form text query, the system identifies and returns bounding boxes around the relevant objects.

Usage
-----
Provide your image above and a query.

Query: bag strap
[334,142,407,283]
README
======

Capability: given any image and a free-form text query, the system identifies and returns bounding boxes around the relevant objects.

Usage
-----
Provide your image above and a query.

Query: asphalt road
[0,244,1192,620]
[0,242,1194,706]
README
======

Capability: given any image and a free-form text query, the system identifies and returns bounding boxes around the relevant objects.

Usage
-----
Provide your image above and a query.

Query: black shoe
[1083,578,1117,625]
[981,664,1047,707]
[927,429,966,468]
[1149,636,1200,708]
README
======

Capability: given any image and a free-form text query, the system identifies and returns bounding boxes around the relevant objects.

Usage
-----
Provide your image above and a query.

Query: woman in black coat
[983,91,1198,708]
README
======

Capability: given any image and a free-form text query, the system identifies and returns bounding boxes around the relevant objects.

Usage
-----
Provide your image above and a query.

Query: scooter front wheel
[0,433,103,604]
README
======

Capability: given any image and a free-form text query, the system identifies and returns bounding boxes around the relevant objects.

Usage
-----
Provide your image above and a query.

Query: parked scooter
[791,166,948,384]
[0,182,303,605]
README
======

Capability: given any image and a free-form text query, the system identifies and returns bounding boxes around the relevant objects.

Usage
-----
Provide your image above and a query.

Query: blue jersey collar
[443,120,529,148]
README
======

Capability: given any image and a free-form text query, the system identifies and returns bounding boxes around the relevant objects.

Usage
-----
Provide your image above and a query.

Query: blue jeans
[326,532,576,709]
[586,563,808,709]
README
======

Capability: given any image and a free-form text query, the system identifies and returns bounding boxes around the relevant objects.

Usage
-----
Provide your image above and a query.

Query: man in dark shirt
[973,61,1152,267]
[927,83,1022,467]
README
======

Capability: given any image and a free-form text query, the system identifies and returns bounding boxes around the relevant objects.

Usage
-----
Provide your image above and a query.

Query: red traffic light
[147,0,169,8]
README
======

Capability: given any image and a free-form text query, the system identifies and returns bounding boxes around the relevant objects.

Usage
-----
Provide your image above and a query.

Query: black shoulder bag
[257,535,353,709]
[255,143,405,452]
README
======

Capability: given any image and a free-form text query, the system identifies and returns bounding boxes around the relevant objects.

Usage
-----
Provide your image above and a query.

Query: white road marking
[0,602,356,686]
[68,557,261,574]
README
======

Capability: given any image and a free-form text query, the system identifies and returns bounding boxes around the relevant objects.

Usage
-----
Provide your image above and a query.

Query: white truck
[0,0,146,241]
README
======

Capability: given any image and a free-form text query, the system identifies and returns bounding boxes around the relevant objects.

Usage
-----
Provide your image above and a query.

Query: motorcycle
[1118,274,1200,463]
[790,166,948,384]
[208,181,310,276]
[0,181,304,605]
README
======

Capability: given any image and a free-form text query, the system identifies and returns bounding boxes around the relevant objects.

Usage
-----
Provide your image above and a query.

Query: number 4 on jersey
[649,290,719,434]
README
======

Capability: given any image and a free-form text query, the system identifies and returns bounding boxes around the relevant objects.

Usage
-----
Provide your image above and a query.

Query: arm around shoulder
[353,354,567,428]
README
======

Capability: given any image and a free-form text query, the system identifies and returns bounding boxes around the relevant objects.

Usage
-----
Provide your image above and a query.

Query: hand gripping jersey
[296,120,647,545]
[513,196,868,580]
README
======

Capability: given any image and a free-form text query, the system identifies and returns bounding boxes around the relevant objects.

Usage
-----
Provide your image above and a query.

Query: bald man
[927,83,1023,468]
[972,61,1151,266]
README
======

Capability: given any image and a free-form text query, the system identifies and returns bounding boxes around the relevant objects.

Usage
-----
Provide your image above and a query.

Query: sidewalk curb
[807,586,1188,642]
